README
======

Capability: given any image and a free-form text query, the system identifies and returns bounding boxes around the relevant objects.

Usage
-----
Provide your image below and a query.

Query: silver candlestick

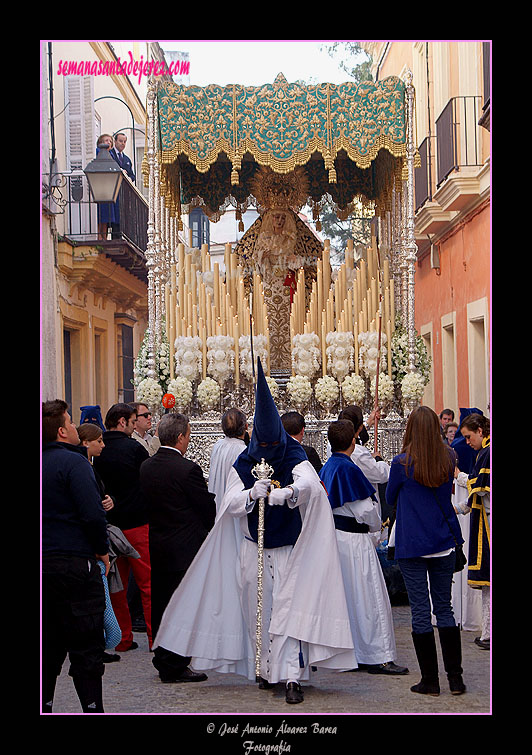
[251,457,273,682]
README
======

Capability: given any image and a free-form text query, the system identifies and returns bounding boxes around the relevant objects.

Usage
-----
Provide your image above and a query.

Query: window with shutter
[64,75,97,237]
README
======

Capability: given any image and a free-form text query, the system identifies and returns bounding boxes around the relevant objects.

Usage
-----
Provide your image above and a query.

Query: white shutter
[65,75,95,170]
[65,75,97,237]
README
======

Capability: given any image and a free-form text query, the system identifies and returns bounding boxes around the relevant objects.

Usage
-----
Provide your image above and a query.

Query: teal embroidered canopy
[149,73,410,221]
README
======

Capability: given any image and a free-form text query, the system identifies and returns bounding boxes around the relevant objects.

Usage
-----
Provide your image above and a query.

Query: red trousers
[110,524,152,650]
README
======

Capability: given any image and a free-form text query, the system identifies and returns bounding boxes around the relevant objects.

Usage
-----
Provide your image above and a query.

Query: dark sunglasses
[136,412,152,419]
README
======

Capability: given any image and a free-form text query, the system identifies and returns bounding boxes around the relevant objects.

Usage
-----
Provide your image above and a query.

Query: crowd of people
[41,364,490,713]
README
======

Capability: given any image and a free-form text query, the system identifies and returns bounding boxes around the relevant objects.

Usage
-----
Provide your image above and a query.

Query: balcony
[435,96,483,187]
[47,171,148,283]
[415,95,489,239]
[415,136,432,211]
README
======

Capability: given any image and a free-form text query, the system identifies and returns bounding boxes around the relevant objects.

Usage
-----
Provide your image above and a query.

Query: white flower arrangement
[174,335,203,383]
[207,334,235,386]
[358,330,388,378]
[315,375,339,408]
[370,373,395,403]
[196,376,221,410]
[265,375,279,401]
[326,331,354,382]
[286,374,313,407]
[166,376,193,409]
[391,316,431,385]
[158,336,171,391]
[341,373,366,405]
[133,329,150,388]
[401,370,426,401]
[136,377,163,409]
[291,332,321,379]
[239,334,268,380]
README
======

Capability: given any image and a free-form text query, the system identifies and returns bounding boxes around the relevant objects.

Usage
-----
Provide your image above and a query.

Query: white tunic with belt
[153,459,357,682]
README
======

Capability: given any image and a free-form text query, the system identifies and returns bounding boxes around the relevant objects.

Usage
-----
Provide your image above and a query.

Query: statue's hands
[267,486,294,506]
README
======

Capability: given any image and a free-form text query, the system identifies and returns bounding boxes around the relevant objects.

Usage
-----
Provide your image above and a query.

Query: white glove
[250,479,271,501]
[267,486,294,506]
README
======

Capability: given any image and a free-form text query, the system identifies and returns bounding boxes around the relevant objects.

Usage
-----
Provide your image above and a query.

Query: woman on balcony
[96,134,117,239]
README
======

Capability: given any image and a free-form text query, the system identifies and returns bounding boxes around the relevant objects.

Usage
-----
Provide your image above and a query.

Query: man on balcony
[108,132,135,239]
[111,133,136,182]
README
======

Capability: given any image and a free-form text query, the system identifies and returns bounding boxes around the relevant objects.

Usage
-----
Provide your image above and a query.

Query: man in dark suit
[281,411,323,474]
[110,132,136,181]
[109,132,135,238]
[140,413,216,683]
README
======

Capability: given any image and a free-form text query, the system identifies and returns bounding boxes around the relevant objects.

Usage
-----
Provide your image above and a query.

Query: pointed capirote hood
[232,358,307,487]
[246,358,287,465]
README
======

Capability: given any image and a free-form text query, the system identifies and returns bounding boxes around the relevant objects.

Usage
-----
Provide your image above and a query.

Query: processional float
[138,69,428,468]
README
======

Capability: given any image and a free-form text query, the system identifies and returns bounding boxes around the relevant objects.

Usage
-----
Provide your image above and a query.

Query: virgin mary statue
[234,167,323,371]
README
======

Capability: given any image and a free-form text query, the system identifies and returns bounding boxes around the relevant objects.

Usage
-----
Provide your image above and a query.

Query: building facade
[362,41,491,418]
[41,41,184,422]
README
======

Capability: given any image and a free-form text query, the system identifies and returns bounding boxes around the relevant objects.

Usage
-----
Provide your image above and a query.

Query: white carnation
[174,335,202,383]
[358,330,387,378]
[167,376,193,407]
[325,331,354,382]
[341,373,366,405]
[207,335,235,386]
[136,377,163,409]
[197,376,221,409]
[286,374,313,406]
[315,375,339,407]
[401,371,426,400]
[291,332,321,379]
[265,376,279,401]
[370,373,395,402]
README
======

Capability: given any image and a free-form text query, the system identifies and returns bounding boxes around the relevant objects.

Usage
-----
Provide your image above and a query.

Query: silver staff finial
[251,458,274,482]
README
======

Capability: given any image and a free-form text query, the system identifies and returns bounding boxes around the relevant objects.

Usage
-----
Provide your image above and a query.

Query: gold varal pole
[250,458,273,682]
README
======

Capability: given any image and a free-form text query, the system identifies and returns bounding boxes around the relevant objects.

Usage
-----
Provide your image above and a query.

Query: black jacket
[93,431,149,531]
[140,446,216,573]
[42,441,109,558]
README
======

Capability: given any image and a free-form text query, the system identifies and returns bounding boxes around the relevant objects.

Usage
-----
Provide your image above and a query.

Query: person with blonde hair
[386,406,466,696]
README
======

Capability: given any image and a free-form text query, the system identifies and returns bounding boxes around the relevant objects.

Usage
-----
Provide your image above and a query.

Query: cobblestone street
[50,605,490,721]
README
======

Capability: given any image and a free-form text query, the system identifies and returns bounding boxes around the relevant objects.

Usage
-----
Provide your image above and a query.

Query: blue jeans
[398,552,456,634]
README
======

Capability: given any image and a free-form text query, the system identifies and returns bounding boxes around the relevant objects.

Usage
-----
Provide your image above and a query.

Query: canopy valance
[150,72,415,222]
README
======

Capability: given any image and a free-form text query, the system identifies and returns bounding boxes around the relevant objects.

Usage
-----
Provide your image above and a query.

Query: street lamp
[83,144,123,203]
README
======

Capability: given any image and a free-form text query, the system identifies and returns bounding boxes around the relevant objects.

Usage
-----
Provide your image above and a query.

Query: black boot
[410,631,440,696]
[72,676,104,713]
[438,625,466,695]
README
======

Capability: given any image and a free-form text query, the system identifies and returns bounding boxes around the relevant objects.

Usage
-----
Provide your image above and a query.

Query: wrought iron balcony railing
[44,170,148,255]
[435,95,483,187]
[415,135,433,211]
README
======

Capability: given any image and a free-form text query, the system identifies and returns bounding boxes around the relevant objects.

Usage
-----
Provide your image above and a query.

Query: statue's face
[271,212,286,233]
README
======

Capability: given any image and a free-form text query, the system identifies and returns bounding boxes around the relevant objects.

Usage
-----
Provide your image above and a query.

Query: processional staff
[373,240,384,455]
[250,457,274,682]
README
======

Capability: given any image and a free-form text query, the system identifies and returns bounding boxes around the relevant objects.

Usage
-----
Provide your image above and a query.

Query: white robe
[334,499,397,665]
[208,437,247,513]
[351,444,390,546]
[441,473,482,631]
[153,459,357,681]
